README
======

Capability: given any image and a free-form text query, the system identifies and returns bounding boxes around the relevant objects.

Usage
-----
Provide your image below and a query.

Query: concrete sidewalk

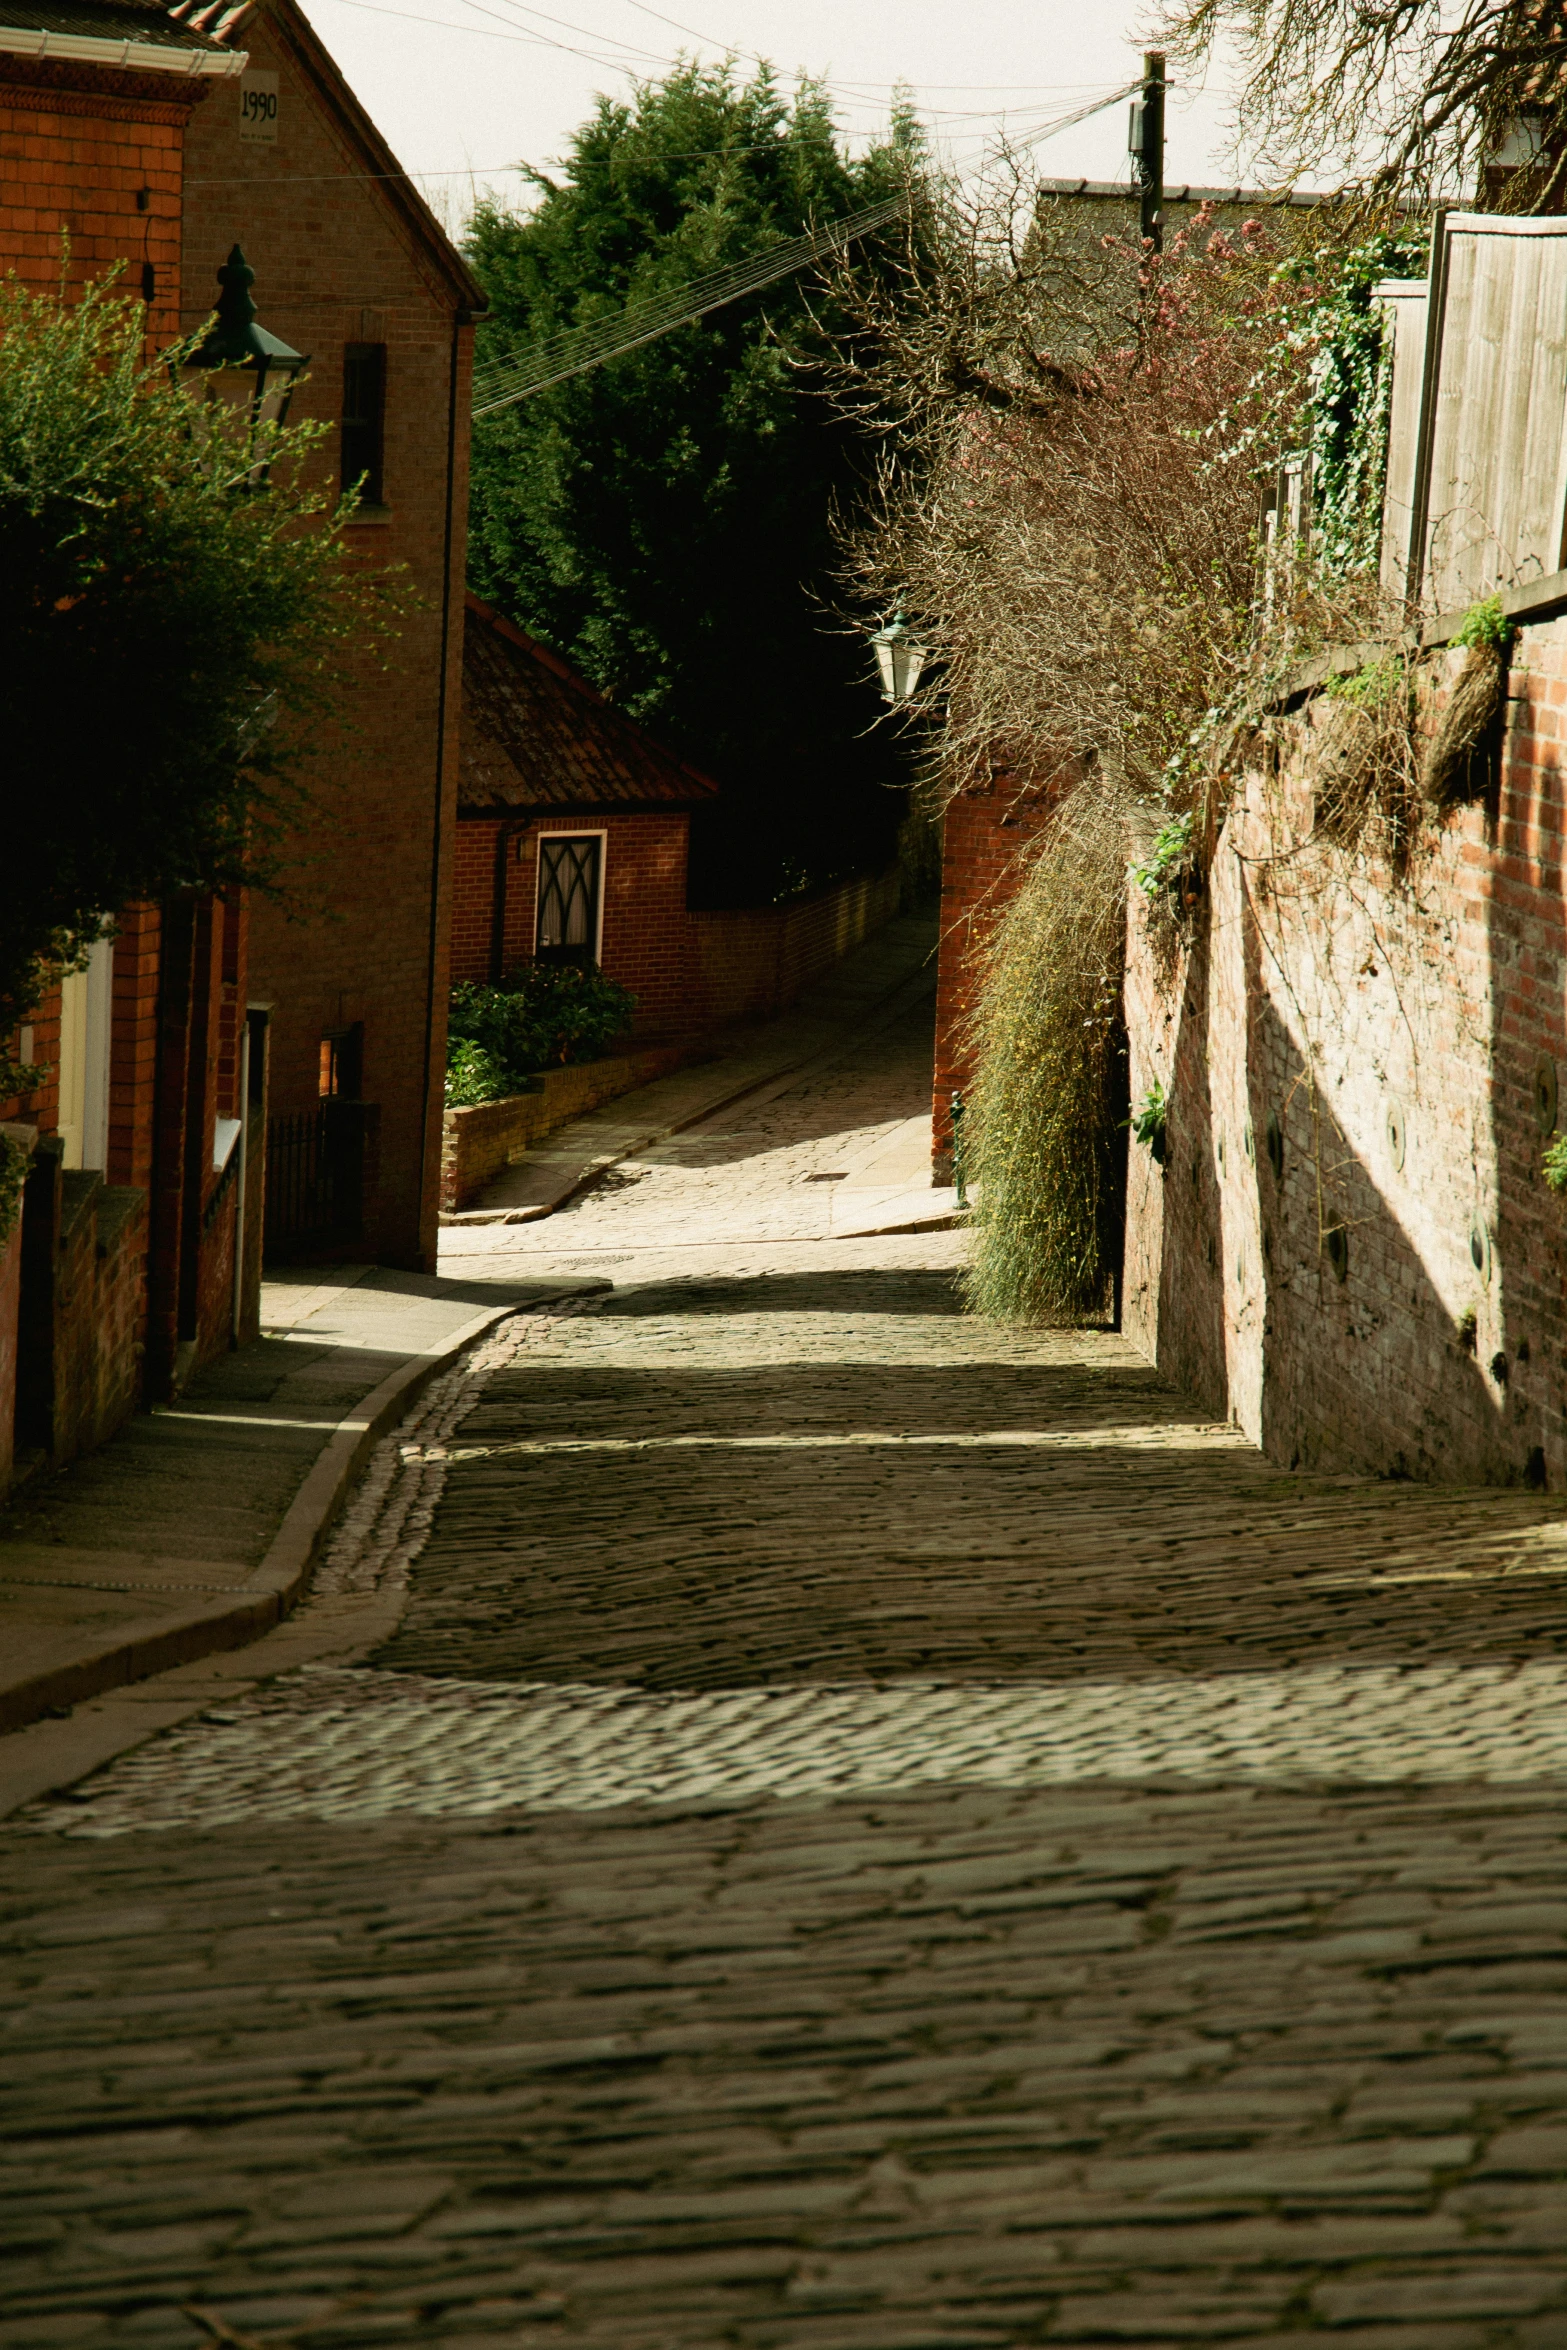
[442,909,943,1229]
[0,1260,603,1739]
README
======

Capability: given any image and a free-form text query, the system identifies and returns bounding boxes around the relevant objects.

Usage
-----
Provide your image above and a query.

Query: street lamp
[182,244,307,483]
[870,608,928,705]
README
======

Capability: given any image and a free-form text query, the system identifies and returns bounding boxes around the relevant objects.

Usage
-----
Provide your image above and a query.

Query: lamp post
[870,608,928,705]
[181,244,307,484]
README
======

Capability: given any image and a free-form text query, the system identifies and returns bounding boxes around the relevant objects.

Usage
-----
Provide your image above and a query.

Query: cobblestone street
[7,975,1567,2348]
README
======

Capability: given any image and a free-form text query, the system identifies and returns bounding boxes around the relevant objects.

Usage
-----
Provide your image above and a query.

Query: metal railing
[263,1101,367,1252]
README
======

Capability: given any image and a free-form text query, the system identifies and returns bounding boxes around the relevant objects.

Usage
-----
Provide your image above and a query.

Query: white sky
[294,0,1251,232]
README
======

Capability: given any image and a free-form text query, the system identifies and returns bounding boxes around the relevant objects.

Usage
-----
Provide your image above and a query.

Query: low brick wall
[1124,618,1567,1488]
[16,1141,149,1472]
[0,1140,25,1493]
[690,867,902,1028]
[441,1044,694,1214]
[441,866,902,1213]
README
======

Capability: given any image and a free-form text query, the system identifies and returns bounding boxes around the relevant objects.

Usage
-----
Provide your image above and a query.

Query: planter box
[440,1044,693,1215]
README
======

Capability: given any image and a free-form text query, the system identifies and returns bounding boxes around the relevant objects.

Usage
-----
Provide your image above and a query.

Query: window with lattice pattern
[535,836,602,966]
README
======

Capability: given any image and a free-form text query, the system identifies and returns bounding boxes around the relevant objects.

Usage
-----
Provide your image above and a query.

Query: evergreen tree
[465,64,920,901]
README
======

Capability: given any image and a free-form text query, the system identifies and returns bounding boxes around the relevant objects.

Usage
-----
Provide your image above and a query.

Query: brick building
[929,775,1055,1183]
[181,0,485,1269]
[0,0,243,338]
[457,594,903,1042]
[456,595,720,1034]
[1,0,479,1488]
[1,0,262,1482]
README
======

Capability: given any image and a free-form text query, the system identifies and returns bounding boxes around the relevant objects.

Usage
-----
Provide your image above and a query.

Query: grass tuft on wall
[963,788,1130,1324]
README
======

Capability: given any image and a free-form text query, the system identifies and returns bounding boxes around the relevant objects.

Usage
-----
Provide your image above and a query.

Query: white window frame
[531,828,607,966]
[56,933,114,1172]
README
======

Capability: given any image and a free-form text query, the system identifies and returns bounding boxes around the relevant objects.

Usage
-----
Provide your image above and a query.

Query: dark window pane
[341,342,386,505]
[536,837,601,966]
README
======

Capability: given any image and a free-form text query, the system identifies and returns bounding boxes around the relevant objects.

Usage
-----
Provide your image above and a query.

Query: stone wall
[1125,619,1567,1488]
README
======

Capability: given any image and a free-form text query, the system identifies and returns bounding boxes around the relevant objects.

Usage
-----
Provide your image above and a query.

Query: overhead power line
[470,188,908,414]
[468,79,1144,418]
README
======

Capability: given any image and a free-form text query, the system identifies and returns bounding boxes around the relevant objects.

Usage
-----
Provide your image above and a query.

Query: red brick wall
[0,1152,24,1490]
[1125,623,1567,1488]
[108,903,161,1192]
[455,813,695,1035]
[0,55,196,343]
[931,780,1054,1179]
[452,819,500,987]
[455,814,899,1040]
[2,988,60,1134]
[689,869,902,1026]
[183,4,474,1269]
[13,1142,150,1470]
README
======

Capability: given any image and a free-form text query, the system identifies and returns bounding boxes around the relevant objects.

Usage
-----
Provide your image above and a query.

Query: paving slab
[441,910,940,1230]
[0,1263,604,1737]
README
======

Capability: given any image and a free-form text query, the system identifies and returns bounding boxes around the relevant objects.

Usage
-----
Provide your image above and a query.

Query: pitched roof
[461,594,722,814]
[0,0,244,57]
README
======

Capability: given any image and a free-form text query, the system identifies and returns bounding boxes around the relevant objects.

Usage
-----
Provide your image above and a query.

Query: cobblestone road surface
[6,977,1567,2348]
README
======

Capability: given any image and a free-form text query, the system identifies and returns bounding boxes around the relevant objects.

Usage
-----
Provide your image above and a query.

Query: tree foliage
[1159,0,1567,208]
[825,161,1397,1320]
[830,176,1340,810]
[1,271,388,1089]
[464,63,922,902]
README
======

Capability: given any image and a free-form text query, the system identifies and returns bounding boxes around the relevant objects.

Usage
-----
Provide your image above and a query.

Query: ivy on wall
[1280,233,1426,575]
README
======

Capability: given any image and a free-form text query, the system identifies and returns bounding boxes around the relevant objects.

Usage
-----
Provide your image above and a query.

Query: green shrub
[1454,595,1513,654]
[444,1039,513,1108]
[445,962,636,1105]
[1130,814,1192,901]
[1128,1080,1168,1164]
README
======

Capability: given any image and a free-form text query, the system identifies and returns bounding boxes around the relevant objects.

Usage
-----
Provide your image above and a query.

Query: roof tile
[460,594,721,813]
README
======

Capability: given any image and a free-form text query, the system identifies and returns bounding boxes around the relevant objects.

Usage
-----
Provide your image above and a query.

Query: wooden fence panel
[1424,215,1567,610]
[1376,277,1427,595]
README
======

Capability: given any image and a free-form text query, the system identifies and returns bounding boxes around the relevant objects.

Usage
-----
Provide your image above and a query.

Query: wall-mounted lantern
[870,608,928,705]
[182,244,307,484]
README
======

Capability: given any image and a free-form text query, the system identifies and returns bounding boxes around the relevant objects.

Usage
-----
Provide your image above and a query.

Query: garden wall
[440,1043,693,1214]
[454,824,901,1044]
[689,866,903,1028]
[15,1142,150,1472]
[1124,611,1567,1488]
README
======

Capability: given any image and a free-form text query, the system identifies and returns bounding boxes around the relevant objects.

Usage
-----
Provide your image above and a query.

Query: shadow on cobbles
[600,1269,972,1317]
[382,1417,1566,1692]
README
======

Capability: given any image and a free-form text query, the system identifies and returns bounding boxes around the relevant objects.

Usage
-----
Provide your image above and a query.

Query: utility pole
[1129,50,1166,251]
